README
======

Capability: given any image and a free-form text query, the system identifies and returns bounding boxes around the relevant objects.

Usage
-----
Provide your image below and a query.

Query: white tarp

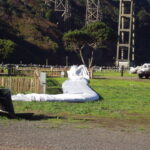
[12,65,99,102]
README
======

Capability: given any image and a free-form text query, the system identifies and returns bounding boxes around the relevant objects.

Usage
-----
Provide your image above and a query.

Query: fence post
[34,70,40,93]
[40,72,46,94]
[120,66,124,77]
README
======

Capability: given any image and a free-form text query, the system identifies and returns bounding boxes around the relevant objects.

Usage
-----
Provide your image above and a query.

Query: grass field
[1,76,150,128]
[93,70,137,77]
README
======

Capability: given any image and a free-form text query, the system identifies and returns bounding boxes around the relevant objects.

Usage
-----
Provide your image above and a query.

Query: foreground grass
[1,77,150,128]
[1,78,146,127]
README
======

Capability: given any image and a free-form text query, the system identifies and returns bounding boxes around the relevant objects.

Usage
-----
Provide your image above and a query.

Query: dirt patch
[70,116,150,129]
[6,112,150,129]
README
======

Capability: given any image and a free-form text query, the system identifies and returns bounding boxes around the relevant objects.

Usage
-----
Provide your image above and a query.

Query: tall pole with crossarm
[85,0,103,24]
[116,0,135,67]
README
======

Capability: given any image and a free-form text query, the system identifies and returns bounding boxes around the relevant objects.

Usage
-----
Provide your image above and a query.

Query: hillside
[0,0,150,65]
[0,0,65,64]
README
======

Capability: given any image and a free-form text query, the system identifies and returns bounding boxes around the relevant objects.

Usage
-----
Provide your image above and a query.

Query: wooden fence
[1,66,94,78]
[93,66,130,72]
[0,66,94,94]
[0,76,41,94]
[16,67,93,78]
[16,67,69,77]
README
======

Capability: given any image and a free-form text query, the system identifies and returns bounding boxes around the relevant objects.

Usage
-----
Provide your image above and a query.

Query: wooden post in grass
[121,66,124,77]
[34,70,40,93]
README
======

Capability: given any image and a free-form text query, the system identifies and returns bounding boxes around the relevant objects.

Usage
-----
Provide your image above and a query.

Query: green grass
[93,70,137,77]
[1,77,150,127]
[14,79,150,118]
[46,78,66,94]
[90,79,150,115]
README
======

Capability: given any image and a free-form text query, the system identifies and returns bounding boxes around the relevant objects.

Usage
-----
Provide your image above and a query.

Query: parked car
[137,63,150,79]
[130,63,150,78]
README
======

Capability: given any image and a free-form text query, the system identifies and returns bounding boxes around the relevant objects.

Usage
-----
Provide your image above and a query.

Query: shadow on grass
[88,86,104,101]
[46,87,62,94]
[93,76,108,79]
[97,94,103,101]
[15,113,66,121]
[47,79,62,86]
[0,112,66,121]
[46,79,63,94]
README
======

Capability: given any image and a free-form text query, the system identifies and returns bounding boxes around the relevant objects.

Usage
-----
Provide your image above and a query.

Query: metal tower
[44,0,71,21]
[116,0,135,67]
[86,0,103,24]
[55,0,71,21]
[44,0,55,7]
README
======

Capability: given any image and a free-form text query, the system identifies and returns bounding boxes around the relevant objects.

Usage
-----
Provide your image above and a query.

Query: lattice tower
[86,0,103,24]
[44,0,71,21]
[55,0,71,21]
[116,0,135,67]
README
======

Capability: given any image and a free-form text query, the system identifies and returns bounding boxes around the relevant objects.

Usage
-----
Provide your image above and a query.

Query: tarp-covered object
[12,65,99,102]
[0,89,15,114]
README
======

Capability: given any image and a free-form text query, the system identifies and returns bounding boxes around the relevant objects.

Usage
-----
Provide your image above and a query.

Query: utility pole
[85,0,103,24]
[116,0,135,68]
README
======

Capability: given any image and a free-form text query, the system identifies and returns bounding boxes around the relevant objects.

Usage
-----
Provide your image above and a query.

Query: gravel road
[0,121,150,150]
